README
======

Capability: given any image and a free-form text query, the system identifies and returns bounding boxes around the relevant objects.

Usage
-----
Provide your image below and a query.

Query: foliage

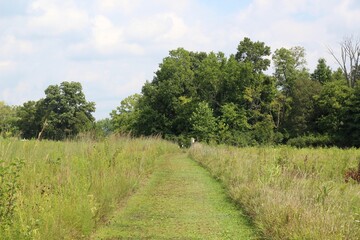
[108,37,360,148]
[287,134,332,148]
[0,102,18,138]
[313,81,353,137]
[235,37,271,73]
[16,82,95,140]
[272,46,307,97]
[339,85,360,146]
[311,58,333,84]
[190,102,217,143]
[110,94,141,134]
[0,158,24,233]
[113,38,278,146]
[16,101,41,139]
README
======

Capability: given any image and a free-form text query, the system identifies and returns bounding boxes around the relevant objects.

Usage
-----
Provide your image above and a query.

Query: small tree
[190,102,217,143]
[111,94,141,134]
[0,102,18,138]
[311,58,333,84]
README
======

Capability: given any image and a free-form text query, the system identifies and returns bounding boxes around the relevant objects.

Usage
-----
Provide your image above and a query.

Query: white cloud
[98,0,141,14]
[0,35,34,56]
[68,15,144,56]
[92,15,123,52]
[28,0,90,35]
[126,13,187,42]
[0,61,16,71]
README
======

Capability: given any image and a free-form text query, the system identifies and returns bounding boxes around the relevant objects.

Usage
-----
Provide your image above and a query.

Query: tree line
[1,36,360,147]
[0,82,96,140]
[111,37,360,147]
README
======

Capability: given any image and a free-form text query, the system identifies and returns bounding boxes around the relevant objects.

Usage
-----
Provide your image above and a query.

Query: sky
[0,0,359,120]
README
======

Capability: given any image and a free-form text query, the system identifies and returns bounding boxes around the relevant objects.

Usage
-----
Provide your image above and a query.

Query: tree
[218,103,251,145]
[313,80,353,138]
[111,94,141,134]
[0,102,18,137]
[272,46,308,97]
[16,101,42,139]
[190,102,217,143]
[340,85,360,146]
[94,118,113,137]
[272,46,311,135]
[311,58,332,84]
[328,36,360,88]
[284,78,322,136]
[40,81,95,140]
[235,37,271,73]
[136,48,197,137]
[194,51,226,111]
[17,82,95,140]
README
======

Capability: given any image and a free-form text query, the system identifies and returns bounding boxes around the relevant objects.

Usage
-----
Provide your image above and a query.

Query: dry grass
[0,136,179,239]
[189,144,360,240]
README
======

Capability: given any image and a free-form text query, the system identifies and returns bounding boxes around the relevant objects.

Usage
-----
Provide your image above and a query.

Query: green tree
[313,80,353,138]
[235,37,271,73]
[136,48,199,137]
[190,102,217,143]
[285,78,322,136]
[194,52,226,111]
[218,103,251,145]
[94,118,113,138]
[311,58,333,84]
[272,46,310,137]
[17,82,95,140]
[111,94,141,134]
[40,82,95,140]
[252,114,275,145]
[340,85,360,146]
[272,46,308,97]
[16,101,42,139]
[0,102,18,137]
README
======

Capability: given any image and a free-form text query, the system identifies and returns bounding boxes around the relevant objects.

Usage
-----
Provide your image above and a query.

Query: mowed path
[94,153,257,239]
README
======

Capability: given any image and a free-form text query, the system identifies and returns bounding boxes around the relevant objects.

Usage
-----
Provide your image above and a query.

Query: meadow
[0,136,179,239]
[189,144,360,239]
[1,137,360,239]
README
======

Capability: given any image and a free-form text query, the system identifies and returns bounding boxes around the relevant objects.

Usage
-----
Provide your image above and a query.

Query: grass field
[2,137,360,239]
[189,144,360,239]
[0,136,179,239]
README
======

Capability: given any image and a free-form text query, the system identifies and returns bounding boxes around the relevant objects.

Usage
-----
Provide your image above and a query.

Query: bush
[287,134,332,148]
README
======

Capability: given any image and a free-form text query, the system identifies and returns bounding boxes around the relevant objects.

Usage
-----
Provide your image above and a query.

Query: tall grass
[0,136,179,239]
[189,144,360,239]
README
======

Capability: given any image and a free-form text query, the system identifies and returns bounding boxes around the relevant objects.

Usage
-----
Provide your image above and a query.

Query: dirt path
[93,153,257,239]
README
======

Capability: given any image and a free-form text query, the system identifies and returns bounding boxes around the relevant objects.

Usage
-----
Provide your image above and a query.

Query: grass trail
[93,153,257,239]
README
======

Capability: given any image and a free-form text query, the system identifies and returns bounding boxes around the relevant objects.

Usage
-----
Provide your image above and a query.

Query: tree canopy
[16,82,95,140]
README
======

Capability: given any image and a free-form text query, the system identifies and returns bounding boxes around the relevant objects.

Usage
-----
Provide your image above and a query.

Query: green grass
[0,136,179,239]
[189,144,360,240]
[94,153,257,239]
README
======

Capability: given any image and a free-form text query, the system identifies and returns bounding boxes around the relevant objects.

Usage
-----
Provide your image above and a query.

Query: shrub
[287,134,332,148]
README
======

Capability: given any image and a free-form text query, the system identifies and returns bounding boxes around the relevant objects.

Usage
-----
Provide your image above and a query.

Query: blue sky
[0,0,359,119]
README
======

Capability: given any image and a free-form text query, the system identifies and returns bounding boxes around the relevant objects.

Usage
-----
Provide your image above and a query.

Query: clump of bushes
[287,134,332,148]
